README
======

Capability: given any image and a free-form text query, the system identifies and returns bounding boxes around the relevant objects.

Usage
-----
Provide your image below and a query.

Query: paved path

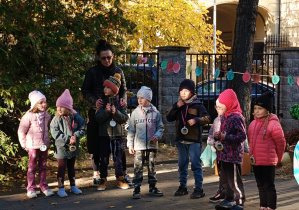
[1,161,299,210]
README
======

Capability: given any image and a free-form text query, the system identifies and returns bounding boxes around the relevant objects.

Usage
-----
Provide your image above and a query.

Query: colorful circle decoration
[288,75,293,86]
[148,58,155,67]
[290,104,299,120]
[161,60,167,70]
[167,61,173,72]
[141,57,148,64]
[215,67,220,78]
[253,73,260,83]
[173,62,180,73]
[242,72,251,83]
[130,55,137,64]
[297,77,299,87]
[272,74,280,84]
[227,69,234,80]
[137,56,142,65]
[195,66,202,76]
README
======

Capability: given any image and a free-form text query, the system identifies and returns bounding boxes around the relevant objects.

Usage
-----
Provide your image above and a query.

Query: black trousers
[220,161,245,205]
[253,165,276,209]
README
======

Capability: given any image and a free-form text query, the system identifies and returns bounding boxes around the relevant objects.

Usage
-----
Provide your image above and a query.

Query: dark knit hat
[103,73,121,94]
[254,91,274,112]
[179,79,195,94]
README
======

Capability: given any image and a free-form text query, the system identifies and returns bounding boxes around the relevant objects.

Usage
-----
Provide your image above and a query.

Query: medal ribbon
[64,116,75,134]
[141,106,154,138]
[36,113,45,144]
[180,105,189,127]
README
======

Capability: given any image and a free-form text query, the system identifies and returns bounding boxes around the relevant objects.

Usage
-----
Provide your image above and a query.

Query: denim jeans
[177,142,203,189]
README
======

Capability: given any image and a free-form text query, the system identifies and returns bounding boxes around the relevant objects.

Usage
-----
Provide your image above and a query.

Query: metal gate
[186,53,280,125]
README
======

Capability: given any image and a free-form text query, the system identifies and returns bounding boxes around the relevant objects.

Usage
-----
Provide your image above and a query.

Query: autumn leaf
[126,206,133,209]
[74,201,80,204]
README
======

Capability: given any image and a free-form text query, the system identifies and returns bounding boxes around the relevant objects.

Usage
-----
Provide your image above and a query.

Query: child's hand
[276,162,282,169]
[111,105,116,114]
[188,119,196,126]
[70,135,76,145]
[220,131,226,140]
[106,103,111,112]
[96,99,103,109]
[24,148,29,152]
[177,100,184,108]
[214,132,220,139]
[129,147,135,154]
[120,98,127,107]
[152,136,158,142]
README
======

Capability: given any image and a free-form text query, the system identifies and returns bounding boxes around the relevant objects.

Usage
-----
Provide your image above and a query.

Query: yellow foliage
[124,0,228,53]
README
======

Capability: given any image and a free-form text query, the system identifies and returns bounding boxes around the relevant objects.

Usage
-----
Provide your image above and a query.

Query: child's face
[254,105,268,119]
[138,97,150,107]
[57,106,69,116]
[104,86,116,97]
[215,101,227,116]
[36,98,47,112]
[179,89,193,100]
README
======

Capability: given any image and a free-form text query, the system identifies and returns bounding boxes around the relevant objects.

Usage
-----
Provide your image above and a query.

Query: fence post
[154,46,189,145]
[273,47,299,133]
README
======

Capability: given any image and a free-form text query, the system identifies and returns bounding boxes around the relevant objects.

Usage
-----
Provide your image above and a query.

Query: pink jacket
[18,111,51,149]
[248,114,286,166]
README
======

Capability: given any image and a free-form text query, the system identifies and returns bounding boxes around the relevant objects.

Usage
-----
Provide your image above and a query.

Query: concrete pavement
[1,160,299,210]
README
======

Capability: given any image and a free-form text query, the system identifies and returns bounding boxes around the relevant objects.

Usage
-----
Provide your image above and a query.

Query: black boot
[149,185,163,196]
[132,187,141,199]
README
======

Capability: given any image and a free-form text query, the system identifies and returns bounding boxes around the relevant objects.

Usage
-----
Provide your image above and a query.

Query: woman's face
[99,50,114,67]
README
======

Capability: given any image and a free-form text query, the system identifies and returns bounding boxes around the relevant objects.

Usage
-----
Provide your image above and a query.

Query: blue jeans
[177,142,203,189]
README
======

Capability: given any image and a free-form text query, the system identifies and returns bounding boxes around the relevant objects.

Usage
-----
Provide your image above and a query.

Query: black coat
[81,62,127,154]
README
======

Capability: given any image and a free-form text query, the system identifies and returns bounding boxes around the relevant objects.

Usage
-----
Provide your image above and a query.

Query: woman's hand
[120,98,127,107]
[96,99,103,109]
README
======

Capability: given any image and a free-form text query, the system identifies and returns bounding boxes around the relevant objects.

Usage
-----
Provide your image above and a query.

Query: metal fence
[116,52,159,112]
[186,53,280,127]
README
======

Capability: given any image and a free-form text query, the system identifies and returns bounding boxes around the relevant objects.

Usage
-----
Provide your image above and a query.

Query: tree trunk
[232,0,259,126]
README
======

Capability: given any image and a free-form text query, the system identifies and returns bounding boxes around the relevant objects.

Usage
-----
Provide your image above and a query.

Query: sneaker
[132,187,141,199]
[149,187,163,196]
[71,186,82,194]
[215,200,235,209]
[124,174,133,186]
[97,178,107,191]
[231,205,243,210]
[190,187,205,199]
[210,189,225,203]
[93,176,100,186]
[174,185,188,196]
[27,191,37,199]
[57,188,68,198]
[43,189,54,197]
[116,176,130,189]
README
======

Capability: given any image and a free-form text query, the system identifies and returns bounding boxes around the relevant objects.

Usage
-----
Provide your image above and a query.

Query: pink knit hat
[29,90,46,111]
[56,89,77,113]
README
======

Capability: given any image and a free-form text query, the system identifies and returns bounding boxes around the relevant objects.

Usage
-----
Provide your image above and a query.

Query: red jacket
[248,114,286,166]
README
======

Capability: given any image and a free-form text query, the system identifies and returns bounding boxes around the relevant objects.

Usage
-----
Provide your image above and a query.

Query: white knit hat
[137,86,152,102]
[28,90,46,111]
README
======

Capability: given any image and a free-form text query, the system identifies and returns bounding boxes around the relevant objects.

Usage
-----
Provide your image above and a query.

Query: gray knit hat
[137,86,152,102]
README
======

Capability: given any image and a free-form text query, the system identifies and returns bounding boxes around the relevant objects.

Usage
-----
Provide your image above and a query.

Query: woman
[81,40,129,186]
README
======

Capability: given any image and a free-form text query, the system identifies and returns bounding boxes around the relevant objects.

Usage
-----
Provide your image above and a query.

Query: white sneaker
[43,189,54,197]
[27,191,37,199]
[57,188,68,198]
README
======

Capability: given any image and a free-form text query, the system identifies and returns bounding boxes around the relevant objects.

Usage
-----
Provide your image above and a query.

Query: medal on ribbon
[69,145,76,152]
[64,116,76,152]
[40,144,47,151]
[250,155,256,165]
[181,105,189,135]
[141,106,155,147]
[215,142,224,151]
[110,119,116,127]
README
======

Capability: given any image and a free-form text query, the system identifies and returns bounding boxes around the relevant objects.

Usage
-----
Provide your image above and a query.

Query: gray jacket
[127,104,164,150]
[50,113,86,159]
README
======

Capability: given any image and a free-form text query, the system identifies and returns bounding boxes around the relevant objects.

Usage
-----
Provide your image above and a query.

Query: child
[94,73,130,190]
[50,89,86,197]
[206,115,226,203]
[127,86,164,199]
[18,90,54,198]
[248,91,286,210]
[166,79,210,199]
[213,89,246,210]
